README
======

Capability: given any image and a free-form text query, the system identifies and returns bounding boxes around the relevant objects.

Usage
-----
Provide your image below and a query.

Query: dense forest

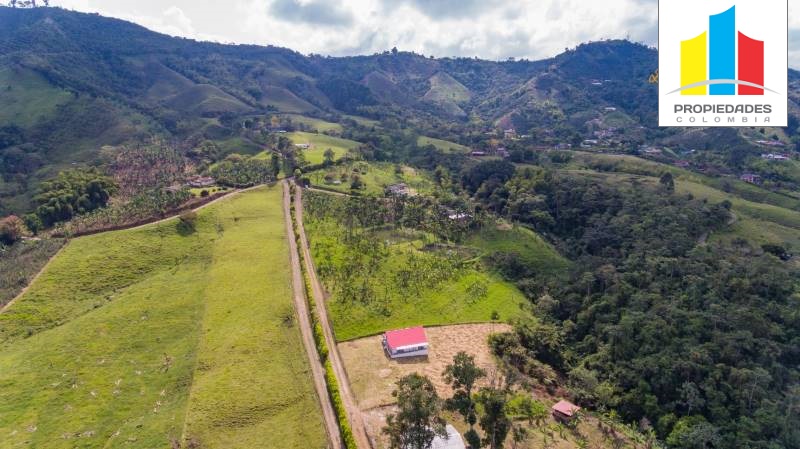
[469,164,800,448]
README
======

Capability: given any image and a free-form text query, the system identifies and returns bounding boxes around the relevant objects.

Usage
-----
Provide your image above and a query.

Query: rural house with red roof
[382,326,429,359]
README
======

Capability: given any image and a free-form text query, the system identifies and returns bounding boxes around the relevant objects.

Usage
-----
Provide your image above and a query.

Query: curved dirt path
[282,181,343,449]
[293,181,373,449]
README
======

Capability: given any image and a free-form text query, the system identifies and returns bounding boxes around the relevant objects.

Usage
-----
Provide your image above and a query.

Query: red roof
[552,400,581,417]
[384,326,427,350]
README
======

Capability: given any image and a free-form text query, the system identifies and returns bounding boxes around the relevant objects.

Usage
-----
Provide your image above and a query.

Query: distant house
[604,107,617,112]
[496,147,510,158]
[641,147,662,155]
[591,80,603,86]
[581,139,599,148]
[503,128,517,139]
[674,160,691,169]
[740,173,762,184]
[756,140,785,147]
[470,151,487,157]
[448,213,471,221]
[762,153,790,161]
[430,424,466,449]
[383,326,429,359]
[386,183,411,196]
[554,143,572,150]
[187,176,216,188]
[552,400,581,422]
[294,143,311,149]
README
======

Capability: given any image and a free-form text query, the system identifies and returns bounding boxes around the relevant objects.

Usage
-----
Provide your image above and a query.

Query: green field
[567,168,800,250]
[417,135,471,153]
[308,161,434,195]
[567,151,800,211]
[464,225,570,276]
[303,195,531,341]
[0,187,326,449]
[0,66,73,127]
[282,114,343,133]
[286,132,359,165]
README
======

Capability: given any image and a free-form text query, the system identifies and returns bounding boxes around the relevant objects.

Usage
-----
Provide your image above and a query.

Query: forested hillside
[1,6,800,449]
[3,6,799,216]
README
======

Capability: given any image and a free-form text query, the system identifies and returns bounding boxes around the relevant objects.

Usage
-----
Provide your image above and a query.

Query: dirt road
[292,181,373,449]
[282,181,343,449]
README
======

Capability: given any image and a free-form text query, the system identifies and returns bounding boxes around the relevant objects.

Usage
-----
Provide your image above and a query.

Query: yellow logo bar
[680,31,707,95]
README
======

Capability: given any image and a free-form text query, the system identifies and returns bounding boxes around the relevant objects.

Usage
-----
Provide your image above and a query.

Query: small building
[674,160,691,168]
[740,173,762,184]
[581,139,599,148]
[554,143,572,150]
[470,151,487,157]
[187,176,216,188]
[386,183,411,196]
[496,147,510,158]
[552,400,581,422]
[762,153,790,161]
[294,143,311,149]
[756,140,785,147]
[383,326,429,359]
[430,424,466,449]
[503,128,517,139]
[604,107,617,112]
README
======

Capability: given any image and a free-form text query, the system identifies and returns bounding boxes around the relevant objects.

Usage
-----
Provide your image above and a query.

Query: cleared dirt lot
[338,323,511,411]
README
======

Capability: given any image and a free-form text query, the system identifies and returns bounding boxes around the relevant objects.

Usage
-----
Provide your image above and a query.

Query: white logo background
[659,0,788,127]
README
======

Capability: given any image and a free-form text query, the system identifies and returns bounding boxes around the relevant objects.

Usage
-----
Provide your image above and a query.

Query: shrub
[0,215,29,245]
[178,210,198,233]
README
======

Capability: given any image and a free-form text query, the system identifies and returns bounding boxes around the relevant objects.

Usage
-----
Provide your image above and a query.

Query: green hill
[0,187,326,448]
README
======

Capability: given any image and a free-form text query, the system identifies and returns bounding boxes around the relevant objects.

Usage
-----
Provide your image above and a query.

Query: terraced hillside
[0,186,326,449]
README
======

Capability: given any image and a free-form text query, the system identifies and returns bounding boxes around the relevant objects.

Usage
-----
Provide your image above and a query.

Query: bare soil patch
[338,323,511,411]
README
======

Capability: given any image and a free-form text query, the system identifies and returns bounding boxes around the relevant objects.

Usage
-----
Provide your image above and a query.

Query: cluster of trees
[209,154,278,187]
[51,187,191,236]
[471,167,799,448]
[28,168,116,230]
[384,352,562,449]
[303,192,466,311]
[109,140,187,198]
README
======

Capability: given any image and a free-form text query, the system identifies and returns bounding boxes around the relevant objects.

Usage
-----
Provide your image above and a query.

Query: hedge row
[325,360,357,448]
[290,187,357,449]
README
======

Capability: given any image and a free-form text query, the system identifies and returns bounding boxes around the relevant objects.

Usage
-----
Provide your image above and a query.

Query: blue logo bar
[709,6,736,95]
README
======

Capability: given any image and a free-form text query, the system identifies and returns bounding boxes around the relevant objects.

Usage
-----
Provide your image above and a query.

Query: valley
[0,5,799,449]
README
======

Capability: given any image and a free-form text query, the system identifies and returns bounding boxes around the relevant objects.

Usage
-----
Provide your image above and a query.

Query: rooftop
[384,326,427,350]
[552,400,581,417]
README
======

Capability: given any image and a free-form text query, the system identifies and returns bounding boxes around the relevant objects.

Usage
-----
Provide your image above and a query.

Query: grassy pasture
[286,131,359,165]
[0,187,325,449]
[464,225,570,276]
[303,198,530,342]
[417,136,471,153]
[567,151,800,211]
[0,66,73,127]
[282,114,343,133]
[566,168,800,249]
[308,162,434,196]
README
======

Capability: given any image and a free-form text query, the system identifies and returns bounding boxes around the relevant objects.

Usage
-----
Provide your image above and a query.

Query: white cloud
[50,0,800,67]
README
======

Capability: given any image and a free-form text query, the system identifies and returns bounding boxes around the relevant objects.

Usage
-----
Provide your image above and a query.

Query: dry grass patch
[338,323,510,411]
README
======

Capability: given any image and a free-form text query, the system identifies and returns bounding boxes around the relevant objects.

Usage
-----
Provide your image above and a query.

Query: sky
[53,0,800,66]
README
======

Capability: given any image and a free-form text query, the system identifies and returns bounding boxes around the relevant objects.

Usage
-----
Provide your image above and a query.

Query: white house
[430,425,466,449]
[383,326,429,359]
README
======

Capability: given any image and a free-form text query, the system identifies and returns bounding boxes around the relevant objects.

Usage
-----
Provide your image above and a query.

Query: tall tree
[659,172,675,193]
[476,387,511,449]
[323,148,335,166]
[384,374,447,449]
[443,352,486,430]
